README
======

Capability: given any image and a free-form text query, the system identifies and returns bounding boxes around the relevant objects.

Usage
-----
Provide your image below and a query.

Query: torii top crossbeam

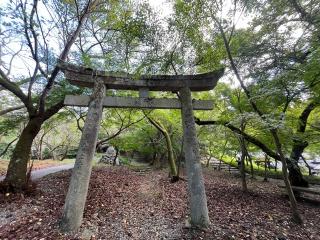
[58,61,224,91]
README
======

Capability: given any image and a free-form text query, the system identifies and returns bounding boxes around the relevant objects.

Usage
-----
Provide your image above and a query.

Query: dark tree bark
[239,138,248,192]
[3,101,63,190]
[237,120,247,192]
[4,117,42,190]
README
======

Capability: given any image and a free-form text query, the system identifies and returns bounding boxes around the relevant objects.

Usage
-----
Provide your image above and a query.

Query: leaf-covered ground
[0,166,319,240]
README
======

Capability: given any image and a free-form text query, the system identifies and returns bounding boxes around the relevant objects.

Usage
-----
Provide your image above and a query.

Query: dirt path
[0,164,74,181]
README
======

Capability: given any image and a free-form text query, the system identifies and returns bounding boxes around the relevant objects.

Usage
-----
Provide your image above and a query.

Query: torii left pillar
[60,78,105,232]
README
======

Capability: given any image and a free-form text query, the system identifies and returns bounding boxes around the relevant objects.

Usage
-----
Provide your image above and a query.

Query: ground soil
[0,166,319,240]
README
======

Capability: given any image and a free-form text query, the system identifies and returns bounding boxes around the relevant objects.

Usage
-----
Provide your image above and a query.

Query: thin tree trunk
[239,137,247,192]
[113,146,119,166]
[60,146,69,161]
[4,117,42,190]
[219,138,228,171]
[240,151,247,191]
[237,120,248,192]
[180,86,210,228]
[301,155,312,176]
[0,137,18,158]
[146,117,178,178]
[206,155,211,168]
[161,125,177,177]
[60,79,105,232]
[38,131,47,160]
[247,153,254,178]
[271,129,302,224]
[264,154,268,182]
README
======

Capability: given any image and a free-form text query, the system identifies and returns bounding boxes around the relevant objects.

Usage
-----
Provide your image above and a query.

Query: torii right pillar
[180,86,210,228]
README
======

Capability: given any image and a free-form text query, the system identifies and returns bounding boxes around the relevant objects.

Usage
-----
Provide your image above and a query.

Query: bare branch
[0,68,31,110]
[0,137,18,158]
[38,0,100,115]
[0,105,25,116]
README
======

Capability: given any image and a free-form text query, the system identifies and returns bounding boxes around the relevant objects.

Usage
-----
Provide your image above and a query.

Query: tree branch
[0,69,32,111]
[38,0,99,115]
[43,100,65,121]
[0,137,18,158]
[194,118,281,161]
[297,100,320,133]
[0,105,25,116]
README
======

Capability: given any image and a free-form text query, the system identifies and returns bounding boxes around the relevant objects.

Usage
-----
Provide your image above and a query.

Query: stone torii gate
[58,62,224,232]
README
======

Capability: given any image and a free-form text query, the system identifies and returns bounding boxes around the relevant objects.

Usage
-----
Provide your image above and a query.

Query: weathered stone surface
[99,146,120,165]
[58,61,224,91]
[64,95,213,110]
[60,78,106,232]
[180,86,210,227]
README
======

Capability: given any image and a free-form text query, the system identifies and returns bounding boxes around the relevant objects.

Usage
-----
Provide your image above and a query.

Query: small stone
[81,228,95,240]
[184,219,192,229]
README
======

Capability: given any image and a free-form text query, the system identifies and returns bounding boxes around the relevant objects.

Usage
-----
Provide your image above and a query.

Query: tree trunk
[113,146,119,166]
[60,79,105,232]
[146,117,178,178]
[4,117,42,190]
[288,139,309,187]
[38,132,47,160]
[163,129,178,178]
[271,129,302,224]
[60,146,69,161]
[206,156,211,168]
[287,164,308,187]
[240,152,247,191]
[238,136,247,192]
[247,154,254,178]
[301,155,312,176]
[180,87,210,228]
[264,154,268,182]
